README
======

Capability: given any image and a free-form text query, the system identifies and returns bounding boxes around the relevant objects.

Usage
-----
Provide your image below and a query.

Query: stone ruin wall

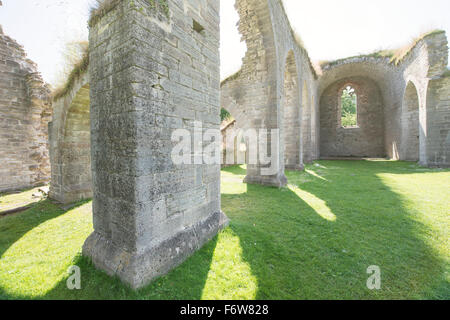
[220,1,450,169]
[220,0,319,186]
[268,0,319,165]
[221,0,282,183]
[319,76,385,157]
[48,0,450,211]
[319,58,402,160]
[426,76,450,167]
[3,0,449,204]
[419,34,450,167]
[48,72,91,203]
[17,0,450,289]
[0,25,52,193]
[319,31,450,166]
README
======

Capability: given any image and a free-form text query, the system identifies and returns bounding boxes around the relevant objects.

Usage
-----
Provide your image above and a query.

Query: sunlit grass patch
[0,200,92,298]
[0,187,45,213]
[201,228,258,300]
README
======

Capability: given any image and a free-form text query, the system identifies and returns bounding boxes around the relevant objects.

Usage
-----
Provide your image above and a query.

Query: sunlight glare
[201,229,258,299]
[289,185,336,222]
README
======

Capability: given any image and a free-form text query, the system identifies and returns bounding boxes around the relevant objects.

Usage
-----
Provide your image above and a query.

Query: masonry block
[82,0,228,289]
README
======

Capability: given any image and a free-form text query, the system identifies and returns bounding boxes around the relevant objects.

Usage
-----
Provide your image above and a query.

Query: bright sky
[0,0,449,85]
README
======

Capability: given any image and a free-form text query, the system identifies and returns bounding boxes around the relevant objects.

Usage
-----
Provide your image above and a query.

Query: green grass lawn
[0,187,45,213]
[0,160,448,300]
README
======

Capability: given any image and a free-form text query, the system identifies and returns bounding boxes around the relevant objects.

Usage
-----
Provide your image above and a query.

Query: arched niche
[283,50,302,170]
[401,81,420,161]
[301,80,311,163]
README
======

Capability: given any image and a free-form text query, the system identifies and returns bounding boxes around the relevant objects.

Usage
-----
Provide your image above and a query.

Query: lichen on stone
[89,0,122,27]
[443,68,450,78]
[89,0,169,27]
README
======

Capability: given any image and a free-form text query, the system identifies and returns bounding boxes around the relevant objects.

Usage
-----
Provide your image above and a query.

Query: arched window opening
[341,85,358,128]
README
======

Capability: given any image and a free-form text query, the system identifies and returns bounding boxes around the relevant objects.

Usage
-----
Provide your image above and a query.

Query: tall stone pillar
[83,0,228,289]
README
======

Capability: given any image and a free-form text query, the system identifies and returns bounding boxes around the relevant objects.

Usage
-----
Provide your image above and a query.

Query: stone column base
[49,190,93,205]
[82,211,229,290]
[244,174,288,188]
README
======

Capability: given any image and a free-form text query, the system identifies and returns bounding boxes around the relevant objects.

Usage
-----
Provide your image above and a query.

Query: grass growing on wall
[52,42,89,101]
[388,29,446,65]
[321,29,446,69]
[0,161,449,300]
[221,69,242,86]
[88,0,121,27]
[89,0,169,27]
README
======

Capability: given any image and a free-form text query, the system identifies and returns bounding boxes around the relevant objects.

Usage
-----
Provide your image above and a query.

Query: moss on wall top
[89,0,169,27]
[89,0,121,27]
[52,49,89,101]
[221,69,242,87]
[321,30,446,70]
[389,29,446,65]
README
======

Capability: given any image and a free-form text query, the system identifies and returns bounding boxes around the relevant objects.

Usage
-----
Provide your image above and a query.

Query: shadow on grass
[0,197,218,300]
[40,237,218,300]
[0,199,67,259]
[0,199,87,299]
[222,161,449,299]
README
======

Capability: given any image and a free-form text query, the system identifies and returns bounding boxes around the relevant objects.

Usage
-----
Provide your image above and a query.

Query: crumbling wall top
[89,0,170,27]
[52,48,89,101]
[320,30,448,77]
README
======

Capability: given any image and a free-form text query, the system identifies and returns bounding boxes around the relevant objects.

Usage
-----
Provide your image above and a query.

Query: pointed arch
[401,81,420,161]
[49,73,92,203]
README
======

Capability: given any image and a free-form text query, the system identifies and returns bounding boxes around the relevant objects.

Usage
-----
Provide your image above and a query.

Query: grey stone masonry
[0,25,52,192]
[48,73,92,203]
[220,0,319,187]
[426,75,450,167]
[82,0,228,289]
[320,77,385,158]
[319,31,450,166]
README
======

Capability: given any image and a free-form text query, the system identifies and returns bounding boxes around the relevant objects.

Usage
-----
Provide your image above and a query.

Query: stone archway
[401,81,420,161]
[49,73,91,203]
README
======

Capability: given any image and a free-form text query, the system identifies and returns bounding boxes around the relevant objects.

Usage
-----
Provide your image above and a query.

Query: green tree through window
[341,86,357,127]
[221,108,231,122]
